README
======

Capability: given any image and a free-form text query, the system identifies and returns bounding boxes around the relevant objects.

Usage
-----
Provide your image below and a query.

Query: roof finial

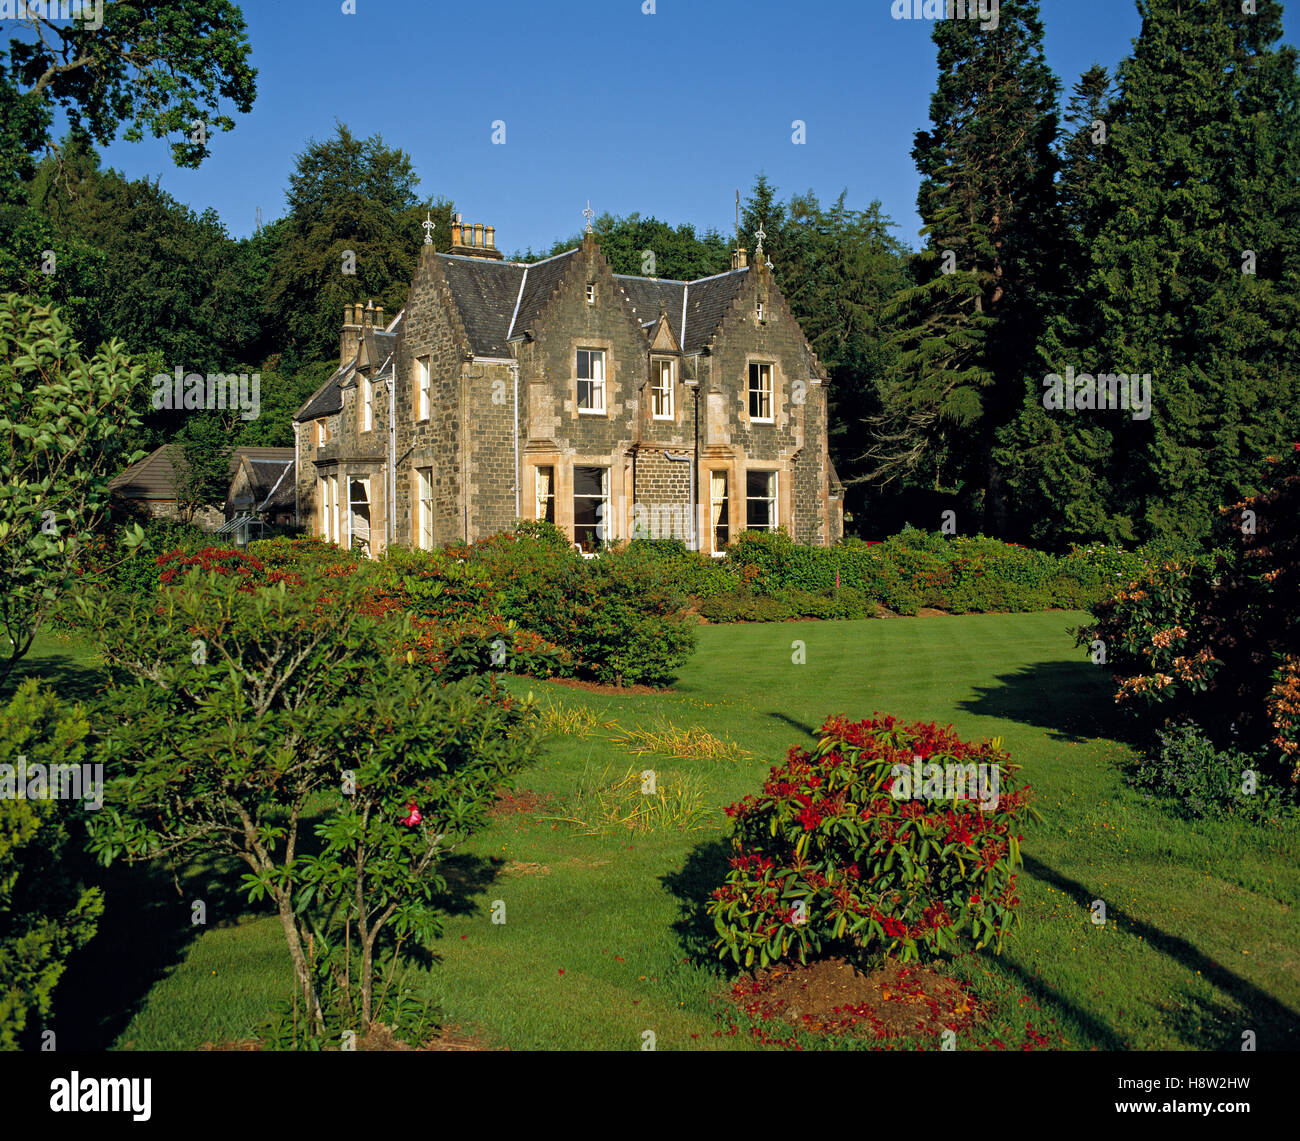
[755,224,766,256]
[583,200,594,234]
[423,210,434,246]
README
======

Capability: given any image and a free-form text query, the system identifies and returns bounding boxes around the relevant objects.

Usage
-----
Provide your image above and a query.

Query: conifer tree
[863,0,1059,533]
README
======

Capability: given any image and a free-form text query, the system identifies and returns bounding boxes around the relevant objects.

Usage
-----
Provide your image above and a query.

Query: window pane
[574,464,604,497]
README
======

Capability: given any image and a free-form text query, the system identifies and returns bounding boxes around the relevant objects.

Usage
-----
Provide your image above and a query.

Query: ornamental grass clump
[708,715,1037,970]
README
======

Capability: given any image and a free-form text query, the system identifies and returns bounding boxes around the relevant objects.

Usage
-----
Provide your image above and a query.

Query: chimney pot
[485,225,496,249]
[473,223,484,247]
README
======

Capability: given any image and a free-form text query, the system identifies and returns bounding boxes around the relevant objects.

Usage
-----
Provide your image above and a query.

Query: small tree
[0,294,145,688]
[79,565,539,1041]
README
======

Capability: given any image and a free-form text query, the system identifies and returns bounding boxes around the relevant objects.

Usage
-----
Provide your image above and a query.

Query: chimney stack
[449,213,505,260]
[732,246,748,271]
[340,303,363,365]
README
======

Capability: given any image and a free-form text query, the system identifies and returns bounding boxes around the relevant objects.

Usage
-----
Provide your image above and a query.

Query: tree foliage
[0,680,104,1051]
[0,295,144,687]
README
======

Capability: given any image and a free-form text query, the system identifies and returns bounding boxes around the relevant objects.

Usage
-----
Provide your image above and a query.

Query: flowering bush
[708,715,1036,971]
[157,546,304,590]
[1079,451,1300,785]
[1075,559,1220,712]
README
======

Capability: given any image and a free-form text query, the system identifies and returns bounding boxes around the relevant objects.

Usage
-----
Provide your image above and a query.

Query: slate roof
[110,446,294,502]
[437,248,751,358]
[681,269,750,354]
[437,255,532,357]
[614,275,685,342]
[297,362,350,421]
[506,251,578,342]
[109,444,184,500]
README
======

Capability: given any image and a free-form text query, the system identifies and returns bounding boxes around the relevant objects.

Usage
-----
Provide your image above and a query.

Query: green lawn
[22,615,1300,1051]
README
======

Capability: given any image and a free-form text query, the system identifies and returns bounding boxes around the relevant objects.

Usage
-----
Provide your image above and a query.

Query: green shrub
[1134,724,1290,822]
[0,681,104,1050]
[571,547,697,687]
[707,714,1036,969]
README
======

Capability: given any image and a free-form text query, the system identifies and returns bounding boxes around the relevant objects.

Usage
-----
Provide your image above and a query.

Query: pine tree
[1042,0,1300,545]
[864,0,1059,534]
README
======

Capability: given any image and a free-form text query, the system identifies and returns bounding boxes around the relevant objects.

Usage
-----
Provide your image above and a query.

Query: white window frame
[416,356,431,421]
[318,477,329,539]
[416,466,434,550]
[585,283,597,305]
[535,465,555,524]
[746,469,778,532]
[651,358,674,420]
[756,300,765,322]
[362,374,374,432]
[328,473,340,544]
[349,476,371,553]
[573,465,610,552]
[748,362,773,423]
[577,349,606,414]
[709,469,730,556]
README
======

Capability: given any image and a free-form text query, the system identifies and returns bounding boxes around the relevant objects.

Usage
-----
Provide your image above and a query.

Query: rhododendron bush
[708,715,1036,970]
[1078,450,1300,783]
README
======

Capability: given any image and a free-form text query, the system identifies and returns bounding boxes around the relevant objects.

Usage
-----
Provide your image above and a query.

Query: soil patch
[358,1021,501,1051]
[731,957,985,1041]
[489,788,558,819]
[502,859,551,876]
[549,677,668,696]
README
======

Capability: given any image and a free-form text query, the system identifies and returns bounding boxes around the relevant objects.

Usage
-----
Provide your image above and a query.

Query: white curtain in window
[710,470,727,546]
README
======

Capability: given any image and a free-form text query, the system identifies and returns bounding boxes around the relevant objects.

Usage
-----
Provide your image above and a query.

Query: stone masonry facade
[292,217,843,556]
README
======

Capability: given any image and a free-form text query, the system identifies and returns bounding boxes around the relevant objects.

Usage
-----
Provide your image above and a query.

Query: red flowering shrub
[157,547,304,590]
[707,715,1036,970]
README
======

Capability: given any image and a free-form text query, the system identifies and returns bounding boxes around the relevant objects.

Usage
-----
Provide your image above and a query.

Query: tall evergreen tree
[1005,0,1300,547]
[264,124,451,370]
[994,66,1130,546]
[863,0,1059,534]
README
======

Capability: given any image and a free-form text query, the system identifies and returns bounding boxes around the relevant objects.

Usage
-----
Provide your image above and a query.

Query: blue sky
[67,0,1283,255]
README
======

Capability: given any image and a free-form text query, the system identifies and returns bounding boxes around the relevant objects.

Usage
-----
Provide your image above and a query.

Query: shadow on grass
[1022,853,1300,1049]
[50,846,503,1050]
[2,652,107,704]
[49,853,254,1051]
[767,712,821,740]
[959,659,1129,745]
[662,837,732,973]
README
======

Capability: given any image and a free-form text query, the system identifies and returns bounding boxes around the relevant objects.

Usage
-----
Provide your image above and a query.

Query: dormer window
[651,359,674,419]
[586,283,596,305]
[361,374,374,432]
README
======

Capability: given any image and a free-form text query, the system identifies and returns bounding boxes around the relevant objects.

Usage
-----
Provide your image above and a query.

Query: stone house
[292,216,842,556]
